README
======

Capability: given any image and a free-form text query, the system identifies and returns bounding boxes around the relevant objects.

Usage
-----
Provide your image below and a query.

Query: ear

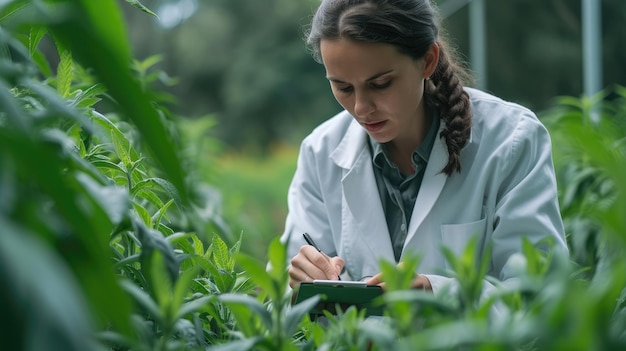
[422,42,439,79]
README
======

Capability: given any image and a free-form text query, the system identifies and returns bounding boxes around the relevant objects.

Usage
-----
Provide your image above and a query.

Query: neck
[385,105,432,175]
[389,104,432,156]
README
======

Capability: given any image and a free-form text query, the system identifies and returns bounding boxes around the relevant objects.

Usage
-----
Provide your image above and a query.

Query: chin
[368,133,393,144]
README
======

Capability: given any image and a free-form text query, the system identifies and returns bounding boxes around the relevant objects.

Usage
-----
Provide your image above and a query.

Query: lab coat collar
[329,117,366,170]
[328,117,450,269]
[331,119,396,269]
[404,123,449,249]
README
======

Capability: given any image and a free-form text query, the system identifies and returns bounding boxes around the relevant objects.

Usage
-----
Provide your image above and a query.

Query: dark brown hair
[306,0,472,175]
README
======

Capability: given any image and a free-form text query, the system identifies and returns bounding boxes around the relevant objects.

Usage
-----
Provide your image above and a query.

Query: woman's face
[320,38,436,146]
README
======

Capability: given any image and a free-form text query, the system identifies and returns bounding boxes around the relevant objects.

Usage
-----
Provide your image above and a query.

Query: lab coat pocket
[440,217,487,267]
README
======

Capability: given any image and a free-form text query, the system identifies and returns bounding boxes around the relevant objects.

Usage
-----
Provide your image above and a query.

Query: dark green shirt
[368,112,440,262]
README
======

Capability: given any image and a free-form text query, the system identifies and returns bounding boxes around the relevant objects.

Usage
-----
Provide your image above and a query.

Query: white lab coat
[281,88,567,293]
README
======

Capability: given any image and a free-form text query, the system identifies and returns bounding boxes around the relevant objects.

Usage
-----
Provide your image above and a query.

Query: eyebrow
[327,69,394,84]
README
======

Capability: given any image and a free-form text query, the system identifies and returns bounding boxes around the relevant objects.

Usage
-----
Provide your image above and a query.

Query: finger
[329,256,345,277]
[411,274,433,291]
[301,246,341,280]
[290,246,332,281]
[288,263,312,289]
[289,256,325,283]
[365,272,383,285]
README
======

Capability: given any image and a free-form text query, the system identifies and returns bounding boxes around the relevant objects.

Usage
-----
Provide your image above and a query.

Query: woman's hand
[288,245,344,289]
[365,272,432,292]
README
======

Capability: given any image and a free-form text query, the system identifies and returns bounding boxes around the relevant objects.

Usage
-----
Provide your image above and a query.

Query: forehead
[320,38,414,80]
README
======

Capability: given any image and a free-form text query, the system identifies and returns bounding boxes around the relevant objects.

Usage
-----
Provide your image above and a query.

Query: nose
[353,91,375,118]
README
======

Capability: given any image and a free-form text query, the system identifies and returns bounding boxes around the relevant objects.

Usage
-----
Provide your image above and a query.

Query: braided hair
[306,0,472,175]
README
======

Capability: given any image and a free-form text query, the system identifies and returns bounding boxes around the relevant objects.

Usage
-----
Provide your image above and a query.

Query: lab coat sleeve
[427,112,567,302]
[490,110,568,277]
[280,137,335,260]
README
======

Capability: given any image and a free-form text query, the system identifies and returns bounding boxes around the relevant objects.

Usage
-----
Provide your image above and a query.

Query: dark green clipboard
[293,280,384,318]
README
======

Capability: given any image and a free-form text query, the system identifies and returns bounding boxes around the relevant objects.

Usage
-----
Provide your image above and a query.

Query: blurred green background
[115,0,626,259]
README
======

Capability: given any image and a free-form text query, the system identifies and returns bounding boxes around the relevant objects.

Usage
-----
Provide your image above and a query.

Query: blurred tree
[123,0,626,151]
[123,0,340,152]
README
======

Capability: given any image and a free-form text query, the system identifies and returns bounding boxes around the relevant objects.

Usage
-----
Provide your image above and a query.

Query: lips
[363,120,387,133]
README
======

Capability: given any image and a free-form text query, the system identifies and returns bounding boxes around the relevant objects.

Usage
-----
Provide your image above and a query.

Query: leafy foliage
[2,1,626,350]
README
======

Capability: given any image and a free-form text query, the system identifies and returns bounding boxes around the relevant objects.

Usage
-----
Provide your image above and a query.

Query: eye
[336,85,353,93]
[371,80,392,90]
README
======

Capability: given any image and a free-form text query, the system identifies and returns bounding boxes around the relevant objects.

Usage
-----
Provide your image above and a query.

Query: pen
[302,233,341,280]
[302,232,322,252]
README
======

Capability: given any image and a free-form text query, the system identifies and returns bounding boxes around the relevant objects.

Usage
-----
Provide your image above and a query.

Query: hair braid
[427,41,472,175]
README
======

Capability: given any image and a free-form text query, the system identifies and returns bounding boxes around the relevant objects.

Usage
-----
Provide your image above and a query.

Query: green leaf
[193,234,206,256]
[91,159,127,174]
[134,217,180,291]
[398,320,497,350]
[211,233,232,271]
[380,254,420,292]
[132,177,182,211]
[383,290,458,315]
[31,48,53,77]
[70,83,107,109]
[75,172,129,225]
[152,199,174,229]
[0,0,29,23]
[166,232,195,254]
[267,237,288,286]
[125,0,158,17]
[119,279,162,323]
[357,319,397,350]
[25,81,89,125]
[237,253,275,298]
[133,54,163,75]
[177,295,214,320]
[0,80,29,129]
[283,295,321,337]
[206,337,264,351]
[171,266,200,314]
[206,258,237,293]
[113,253,141,270]
[56,45,73,98]
[185,255,216,279]
[218,294,273,336]
[134,188,166,210]
[111,129,133,167]
[148,251,175,321]
[28,26,52,76]
[132,202,153,228]
[90,111,142,164]
[0,218,96,351]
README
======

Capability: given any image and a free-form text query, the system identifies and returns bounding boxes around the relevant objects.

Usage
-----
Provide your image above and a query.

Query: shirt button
[401,224,407,232]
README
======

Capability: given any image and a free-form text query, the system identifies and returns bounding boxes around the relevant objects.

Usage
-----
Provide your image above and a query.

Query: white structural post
[582,0,603,123]
[469,0,487,90]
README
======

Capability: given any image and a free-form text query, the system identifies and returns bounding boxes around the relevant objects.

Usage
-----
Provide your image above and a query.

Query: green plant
[1,0,231,350]
[207,237,319,350]
[3,0,626,349]
[542,86,626,277]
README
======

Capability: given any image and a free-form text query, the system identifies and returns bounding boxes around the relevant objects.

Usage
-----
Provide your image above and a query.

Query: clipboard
[293,280,384,318]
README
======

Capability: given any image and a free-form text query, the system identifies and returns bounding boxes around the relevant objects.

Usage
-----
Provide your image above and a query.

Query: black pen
[302,233,341,280]
[302,232,322,252]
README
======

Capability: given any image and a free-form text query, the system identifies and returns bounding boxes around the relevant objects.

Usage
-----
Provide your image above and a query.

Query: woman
[281,0,567,293]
